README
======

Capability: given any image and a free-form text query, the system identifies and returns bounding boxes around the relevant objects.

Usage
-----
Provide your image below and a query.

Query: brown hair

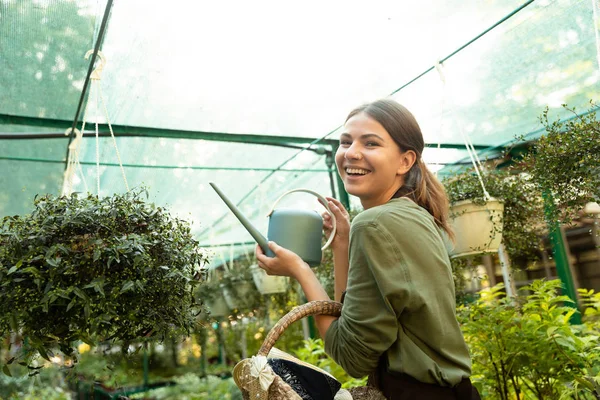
[346,98,454,239]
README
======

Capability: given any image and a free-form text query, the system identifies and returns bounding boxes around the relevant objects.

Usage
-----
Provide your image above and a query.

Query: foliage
[579,288,600,325]
[519,101,600,225]
[0,189,208,366]
[0,360,72,400]
[129,374,242,400]
[444,169,545,265]
[293,338,368,389]
[458,280,600,399]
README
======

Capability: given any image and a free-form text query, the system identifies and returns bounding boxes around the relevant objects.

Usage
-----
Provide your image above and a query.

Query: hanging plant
[444,169,544,264]
[519,101,600,225]
[195,270,230,320]
[218,256,265,314]
[0,188,208,364]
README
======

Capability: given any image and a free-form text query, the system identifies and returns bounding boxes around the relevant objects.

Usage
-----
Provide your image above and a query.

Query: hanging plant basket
[0,189,207,363]
[205,292,230,318]
[195,273,230,319]
[220,280,255,310]
[250,264,289,295]
[447,198,504,258]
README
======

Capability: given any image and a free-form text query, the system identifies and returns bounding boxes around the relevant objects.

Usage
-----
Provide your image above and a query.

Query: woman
[256,99,479,400]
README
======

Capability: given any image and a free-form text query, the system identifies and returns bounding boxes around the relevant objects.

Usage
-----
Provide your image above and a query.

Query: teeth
[346,168,370,175]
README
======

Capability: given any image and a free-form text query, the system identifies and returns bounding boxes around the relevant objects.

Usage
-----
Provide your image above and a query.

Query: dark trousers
[368,358,481,400]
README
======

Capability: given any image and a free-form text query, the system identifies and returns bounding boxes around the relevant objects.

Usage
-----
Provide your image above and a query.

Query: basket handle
[258,300,342,356]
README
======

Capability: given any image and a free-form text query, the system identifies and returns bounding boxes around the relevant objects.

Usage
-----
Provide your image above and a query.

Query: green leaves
[120,281,135,294]
[459,279,600,399]
[520,101,600,225]
[0,188,208,366]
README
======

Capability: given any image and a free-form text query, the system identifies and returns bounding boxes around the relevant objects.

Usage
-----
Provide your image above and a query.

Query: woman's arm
[256,241,337,338]
[332,245,349,302]
[294,265,338,338]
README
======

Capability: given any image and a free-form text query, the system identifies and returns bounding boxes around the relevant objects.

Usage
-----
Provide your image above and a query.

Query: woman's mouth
[344,168,371,179]
[345,167,371,177]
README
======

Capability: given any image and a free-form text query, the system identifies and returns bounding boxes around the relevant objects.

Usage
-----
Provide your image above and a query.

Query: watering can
[209,183,336,267]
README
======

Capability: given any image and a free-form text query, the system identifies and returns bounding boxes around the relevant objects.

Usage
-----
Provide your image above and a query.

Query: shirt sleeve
[324,220,411,378]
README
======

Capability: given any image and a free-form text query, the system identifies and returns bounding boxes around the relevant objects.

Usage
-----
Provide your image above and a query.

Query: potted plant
[443,168,545,297]
[0,189,207,366]
[195,271,230,319]
[443,169,544,262]
[519,101,600,225]
[442,170,504,258]
[218,258,264,313]
[250,263,290,295]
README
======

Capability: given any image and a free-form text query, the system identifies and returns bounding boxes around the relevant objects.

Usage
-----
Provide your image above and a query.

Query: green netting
[1,0,599,264]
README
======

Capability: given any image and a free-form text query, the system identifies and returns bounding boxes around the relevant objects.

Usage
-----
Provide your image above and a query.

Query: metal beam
[0,114,491,150]
[0,114,337,147]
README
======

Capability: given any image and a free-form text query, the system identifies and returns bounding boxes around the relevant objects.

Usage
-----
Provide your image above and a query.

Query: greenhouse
[1,0,599,399]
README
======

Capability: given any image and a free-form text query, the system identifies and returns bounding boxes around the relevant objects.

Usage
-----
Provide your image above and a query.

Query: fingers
[255,244,264,257]
[327,202,350,223]
[326,197,348,212]
[267,241,281,254]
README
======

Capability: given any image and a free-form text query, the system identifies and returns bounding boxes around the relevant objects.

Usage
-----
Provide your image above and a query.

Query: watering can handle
[267,189,337,251]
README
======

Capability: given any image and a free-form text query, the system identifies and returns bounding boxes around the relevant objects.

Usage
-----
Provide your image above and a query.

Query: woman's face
[335,112,414,209]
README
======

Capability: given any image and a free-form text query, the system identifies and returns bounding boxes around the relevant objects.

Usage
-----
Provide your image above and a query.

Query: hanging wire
[593,0,600,74]
[435,62,491,200]
[99,84,129,191]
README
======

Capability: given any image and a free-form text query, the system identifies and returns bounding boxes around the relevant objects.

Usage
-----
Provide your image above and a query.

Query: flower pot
[206,292,230,318]
[220,281,255,310]
[447,198,504,258]
[250,264,289,294]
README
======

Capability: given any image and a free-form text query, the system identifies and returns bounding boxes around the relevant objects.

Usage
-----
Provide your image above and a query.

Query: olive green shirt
[324,198,471,386]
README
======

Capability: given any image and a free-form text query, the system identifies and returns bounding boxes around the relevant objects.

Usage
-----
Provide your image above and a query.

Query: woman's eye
[340,140,352,146]
[366,141,379,147]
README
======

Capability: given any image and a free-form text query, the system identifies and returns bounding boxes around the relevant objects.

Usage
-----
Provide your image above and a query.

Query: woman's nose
[344,143,362,160]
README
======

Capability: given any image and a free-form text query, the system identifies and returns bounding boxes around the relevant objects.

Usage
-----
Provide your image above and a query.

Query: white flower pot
[220,281,255,310]
[250,264,289,294]
[447,198,504,258]
[206,293,230,318]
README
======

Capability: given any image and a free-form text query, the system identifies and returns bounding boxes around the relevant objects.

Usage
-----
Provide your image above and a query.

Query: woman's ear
[396,150,417,175]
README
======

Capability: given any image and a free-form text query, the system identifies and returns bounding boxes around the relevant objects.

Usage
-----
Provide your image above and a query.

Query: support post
[481,254,497,286]
[330,142,350,209]
[498,243,517,297]
[543,192,580,323]
[142,344,149,388]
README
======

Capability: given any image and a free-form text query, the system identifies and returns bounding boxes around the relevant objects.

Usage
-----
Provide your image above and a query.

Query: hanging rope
[435,62,491,201]
[99,84,129,191]
[62,127,86,196]
[433,62,448,178]
[75,49,130,196]
[94,82,101,195]
[593,0,600,75]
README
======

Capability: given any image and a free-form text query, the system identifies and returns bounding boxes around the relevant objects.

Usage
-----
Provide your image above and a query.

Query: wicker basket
[232,300,386,400]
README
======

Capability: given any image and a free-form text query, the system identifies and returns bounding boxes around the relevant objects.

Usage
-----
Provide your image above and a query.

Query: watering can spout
[210,182,337,266]
[209,182,270,255]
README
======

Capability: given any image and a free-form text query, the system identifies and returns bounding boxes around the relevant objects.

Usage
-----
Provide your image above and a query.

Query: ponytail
[394,159,454,241]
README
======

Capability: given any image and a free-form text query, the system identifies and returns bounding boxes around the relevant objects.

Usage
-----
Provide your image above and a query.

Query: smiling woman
[256,99,481,400]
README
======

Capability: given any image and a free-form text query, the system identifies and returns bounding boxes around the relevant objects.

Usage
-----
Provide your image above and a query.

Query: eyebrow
[340,133,384,140]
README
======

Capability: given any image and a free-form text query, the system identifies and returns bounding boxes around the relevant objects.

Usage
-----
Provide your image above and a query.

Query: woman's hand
[321,197,350,253]
[256,241,309,280]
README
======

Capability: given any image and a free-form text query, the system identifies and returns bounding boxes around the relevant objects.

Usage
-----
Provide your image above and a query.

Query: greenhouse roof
[1,0,599,265]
